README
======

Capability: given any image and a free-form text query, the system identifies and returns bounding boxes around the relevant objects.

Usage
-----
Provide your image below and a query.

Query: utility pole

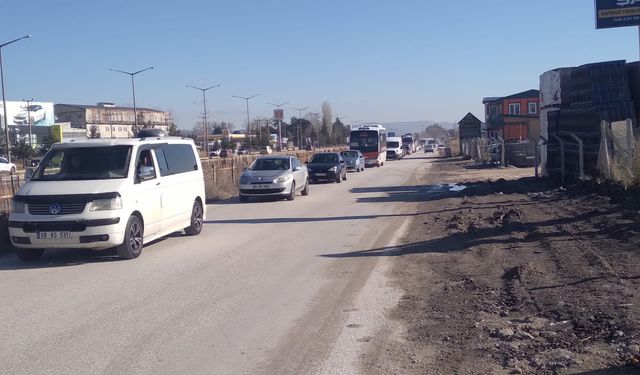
[22,98,33,146]
[1,34,31,163]
[187,84,221,155]
[232,94,260,148]
[267,101,289,151]
[292,106,309,149]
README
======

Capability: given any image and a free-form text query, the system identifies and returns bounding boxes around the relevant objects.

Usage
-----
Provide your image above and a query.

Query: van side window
[156,144,198,177]
[154,148,170,176]
[137,150,156,179]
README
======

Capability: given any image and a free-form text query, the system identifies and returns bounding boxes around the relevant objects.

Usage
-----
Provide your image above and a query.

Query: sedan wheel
[286,182,296,201]
[301,178,310,196]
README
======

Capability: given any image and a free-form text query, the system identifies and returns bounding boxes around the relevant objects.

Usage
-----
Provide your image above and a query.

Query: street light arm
[109,68,133,76]
[132,66,154,75]
[0,35,31,48]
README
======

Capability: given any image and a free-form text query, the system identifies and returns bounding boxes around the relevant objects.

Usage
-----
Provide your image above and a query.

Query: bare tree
[321,101,333,138]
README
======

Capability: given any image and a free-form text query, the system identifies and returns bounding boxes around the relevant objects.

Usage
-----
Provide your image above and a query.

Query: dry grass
[449,139,460,156]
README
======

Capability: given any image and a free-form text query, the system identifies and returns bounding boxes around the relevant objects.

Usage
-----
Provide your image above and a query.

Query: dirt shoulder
[362,157,640,374]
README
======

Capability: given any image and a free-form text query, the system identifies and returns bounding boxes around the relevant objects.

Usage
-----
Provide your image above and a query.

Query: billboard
[595,0,640,29]
[274,109,284,120]
[0,101,54,127]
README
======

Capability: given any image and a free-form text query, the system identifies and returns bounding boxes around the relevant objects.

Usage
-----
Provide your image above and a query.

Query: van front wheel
[184,200,204,236]
[116,215,144,260]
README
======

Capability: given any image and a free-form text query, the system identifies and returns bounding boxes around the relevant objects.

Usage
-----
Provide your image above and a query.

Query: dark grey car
[307,152,347,183]
[340,150,365,172]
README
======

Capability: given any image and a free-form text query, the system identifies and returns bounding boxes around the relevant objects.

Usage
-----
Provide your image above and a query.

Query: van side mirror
[137,166,155,181]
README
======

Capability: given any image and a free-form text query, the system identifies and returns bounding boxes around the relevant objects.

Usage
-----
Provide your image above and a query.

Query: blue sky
[2,0,639,129]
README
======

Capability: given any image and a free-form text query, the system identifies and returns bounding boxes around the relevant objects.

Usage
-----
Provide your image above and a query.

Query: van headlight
[90,197,122,211]
[275,175,292,183]
[11,200,25,213]
[328,166,337,172]
[240,175,250,184]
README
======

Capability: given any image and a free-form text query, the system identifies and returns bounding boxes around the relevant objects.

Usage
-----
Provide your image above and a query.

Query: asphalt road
[0,153,430,375]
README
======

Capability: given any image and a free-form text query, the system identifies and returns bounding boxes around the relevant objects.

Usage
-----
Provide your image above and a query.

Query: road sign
[595,0,640,29]
[274,109,284,121]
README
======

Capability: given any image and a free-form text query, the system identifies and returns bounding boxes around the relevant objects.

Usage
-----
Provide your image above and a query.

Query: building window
[528,102,537,114]
[508,103,521,115]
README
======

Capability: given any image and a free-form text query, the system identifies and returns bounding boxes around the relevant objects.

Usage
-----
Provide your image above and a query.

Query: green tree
[168,122,181,136]
[89,126,101,139]
[38,135,55,155]
[0,132,7,156]
[11,137,35,161]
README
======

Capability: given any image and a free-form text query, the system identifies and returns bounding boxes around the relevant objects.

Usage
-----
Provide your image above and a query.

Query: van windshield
[31,146,132,181]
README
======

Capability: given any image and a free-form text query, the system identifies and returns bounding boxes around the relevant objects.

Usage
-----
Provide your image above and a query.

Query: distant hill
[382,121,455,136]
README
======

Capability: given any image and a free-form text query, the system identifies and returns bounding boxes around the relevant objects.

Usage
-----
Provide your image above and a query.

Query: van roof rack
[138,128,167,138]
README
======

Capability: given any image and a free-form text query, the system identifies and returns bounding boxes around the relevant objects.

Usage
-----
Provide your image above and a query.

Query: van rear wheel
[16,248,44,262]
[184,200,203,236]
[116,215,144,260]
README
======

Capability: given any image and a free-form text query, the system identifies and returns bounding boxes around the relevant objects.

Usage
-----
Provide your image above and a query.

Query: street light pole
[267,101,289,151]
[1,34,31,163]
[232,94,260,148]
[109,66,154,135]
[187,84,221,155]
[292,106,309,149]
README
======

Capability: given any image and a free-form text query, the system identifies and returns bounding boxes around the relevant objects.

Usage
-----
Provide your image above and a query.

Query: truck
[401,134,416,153]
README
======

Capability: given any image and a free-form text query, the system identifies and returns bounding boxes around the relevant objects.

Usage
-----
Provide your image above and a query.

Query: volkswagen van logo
[49,203,62,215]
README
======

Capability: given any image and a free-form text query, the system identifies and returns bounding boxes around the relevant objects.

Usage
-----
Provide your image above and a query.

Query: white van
[386,136,403,160]
[9,131,206,261]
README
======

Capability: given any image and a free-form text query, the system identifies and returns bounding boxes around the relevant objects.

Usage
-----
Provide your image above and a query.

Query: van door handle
[156,182,161,186]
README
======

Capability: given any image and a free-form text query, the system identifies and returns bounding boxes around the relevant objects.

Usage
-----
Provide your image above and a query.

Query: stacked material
[540,60,637,178]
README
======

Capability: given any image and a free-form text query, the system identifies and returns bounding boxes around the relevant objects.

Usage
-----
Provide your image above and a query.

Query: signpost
[595,0,640,96]
[595,0,640,29]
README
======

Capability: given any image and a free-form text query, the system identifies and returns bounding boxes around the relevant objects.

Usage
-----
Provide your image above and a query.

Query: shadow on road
[0,248,122,270]
[204,211,425,225]
[319,206,635,259]
[349,177,554,204]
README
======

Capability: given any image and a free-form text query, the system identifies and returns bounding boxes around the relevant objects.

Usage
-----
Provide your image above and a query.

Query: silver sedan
[239,156,310,202]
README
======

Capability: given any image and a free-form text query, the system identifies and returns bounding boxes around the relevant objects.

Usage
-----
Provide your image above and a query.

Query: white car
[0,157,16,175]
[13,105,46,125]
[239,156,309,202]
[9,130,206,261]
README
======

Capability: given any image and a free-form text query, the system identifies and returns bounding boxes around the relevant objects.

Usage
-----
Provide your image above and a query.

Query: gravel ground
[361,156,640,375]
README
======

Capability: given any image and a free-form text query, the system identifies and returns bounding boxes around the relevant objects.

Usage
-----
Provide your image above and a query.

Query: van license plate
[36,231,73,240]
[253,185,270,189]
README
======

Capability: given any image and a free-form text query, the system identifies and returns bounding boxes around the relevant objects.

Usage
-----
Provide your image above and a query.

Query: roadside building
[483,89,540,141]
[458,112,483,140]
[54,102,170,138]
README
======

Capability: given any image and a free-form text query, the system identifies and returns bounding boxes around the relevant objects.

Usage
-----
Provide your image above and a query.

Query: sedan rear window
[310,154,339,164]
[341,151,358,157]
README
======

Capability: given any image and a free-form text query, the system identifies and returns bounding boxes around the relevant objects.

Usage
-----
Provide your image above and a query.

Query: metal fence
[545,120,637,185]
[460,137,537,169]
